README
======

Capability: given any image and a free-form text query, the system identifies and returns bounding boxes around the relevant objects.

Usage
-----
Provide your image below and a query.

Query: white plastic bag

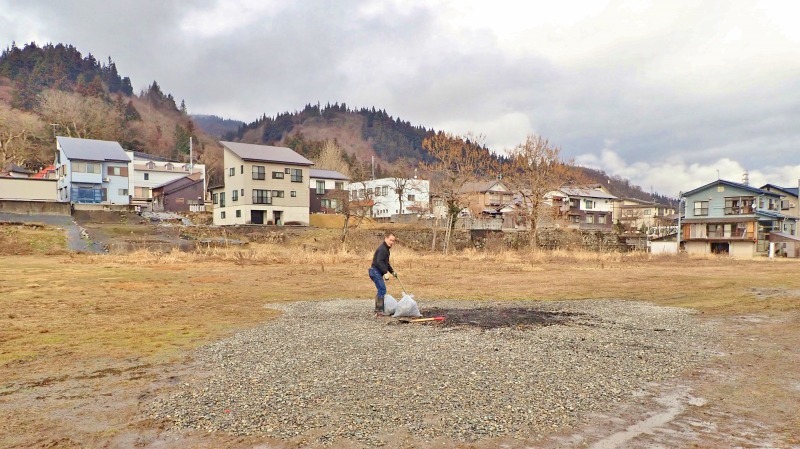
[383,294,398,316]
[392,293,422,318]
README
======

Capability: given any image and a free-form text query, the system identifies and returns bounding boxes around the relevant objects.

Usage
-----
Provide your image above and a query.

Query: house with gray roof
[55,136,131,204]
[211,141,314,225]
[544,184,618,231]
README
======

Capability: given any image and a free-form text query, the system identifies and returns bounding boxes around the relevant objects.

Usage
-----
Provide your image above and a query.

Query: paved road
[0,212,105,253]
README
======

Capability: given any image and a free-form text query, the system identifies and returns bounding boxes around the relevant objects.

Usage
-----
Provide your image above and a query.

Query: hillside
[190,114,244,139]
[1,41,671,202]
[0,42,224,184]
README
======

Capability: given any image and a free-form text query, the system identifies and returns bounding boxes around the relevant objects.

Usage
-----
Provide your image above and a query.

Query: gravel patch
[149,299,717,446]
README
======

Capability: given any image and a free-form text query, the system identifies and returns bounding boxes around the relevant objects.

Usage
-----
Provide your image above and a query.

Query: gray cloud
[2,0,799,195]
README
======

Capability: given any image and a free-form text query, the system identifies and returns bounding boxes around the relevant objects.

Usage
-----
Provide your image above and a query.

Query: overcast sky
[2,0,800,197]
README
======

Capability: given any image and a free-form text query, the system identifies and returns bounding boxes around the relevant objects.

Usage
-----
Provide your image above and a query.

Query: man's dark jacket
[371,242,394,275]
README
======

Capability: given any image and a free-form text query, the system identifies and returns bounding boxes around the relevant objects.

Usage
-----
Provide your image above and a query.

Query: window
[272,190,284,198]
[240,165,244,174]
[146,161,155,169]
[166,163,174,171]
[570,199,579,208]
[321,199,331,209]
[335,182,344,190]
[241,189,244,196]
[570,216,580,223]
[598,214,606,224]
[584,199,594,209]
[643,209,651,215]
[272,171,284,179]
[236,210,241,218]
[232,190,238,201]
[725,196,755,215]
[253,189,272,204]
[285,168,291,174]
[229,167,235,176]
[144,173,149,180]
[586,214,594,224]
[219,192,225,207]
[221,211,226,219]
[694,201,708,216]
[383,186,389,196]
[108,166,128,176]
[291,168,303,183]
[253,166,265,180]
[183,164,190,172]
[213,193,218,204]
[118,189,128,196]
[316,180,326,194]
[72,162,100,174]
[407,194,415,201]
[291,191,297,198]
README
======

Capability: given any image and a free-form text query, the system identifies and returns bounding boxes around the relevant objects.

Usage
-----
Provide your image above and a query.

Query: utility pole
[189,136,193,172]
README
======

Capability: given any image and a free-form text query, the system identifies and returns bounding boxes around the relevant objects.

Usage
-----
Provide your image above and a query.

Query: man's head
[384,232,397,248]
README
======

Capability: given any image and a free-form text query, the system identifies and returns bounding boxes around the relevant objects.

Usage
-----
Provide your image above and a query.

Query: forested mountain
[1,41,671,202]
[190,114,244,139]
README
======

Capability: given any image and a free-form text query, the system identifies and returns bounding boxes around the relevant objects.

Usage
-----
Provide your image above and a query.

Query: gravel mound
[149,299,716,446]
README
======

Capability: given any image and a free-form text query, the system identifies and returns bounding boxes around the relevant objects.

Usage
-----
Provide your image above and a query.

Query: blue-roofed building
[680,179,797,256]
[55,136,131,205]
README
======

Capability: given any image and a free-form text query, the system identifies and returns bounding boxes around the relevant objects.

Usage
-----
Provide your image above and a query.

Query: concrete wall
[0,200,70,215]
[685,241,708,255]
[0,178,57,201]
[651,241,678,254]
[730,241,755,258]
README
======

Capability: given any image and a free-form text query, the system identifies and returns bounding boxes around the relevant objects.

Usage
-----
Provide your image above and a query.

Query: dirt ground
[1,225,800,448]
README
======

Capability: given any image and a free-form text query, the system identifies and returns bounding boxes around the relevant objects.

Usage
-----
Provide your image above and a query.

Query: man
[369,231,397,315]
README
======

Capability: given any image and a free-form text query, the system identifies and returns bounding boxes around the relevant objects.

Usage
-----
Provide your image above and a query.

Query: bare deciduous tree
[502,135,572,248]
[0,103,48,167]
[330,162,374,251]
[315,140,350,177]
[422,132,493,254]
[38,89,125,141]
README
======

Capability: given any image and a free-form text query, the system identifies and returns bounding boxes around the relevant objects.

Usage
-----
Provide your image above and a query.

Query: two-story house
[210,141,313,225]
[760,183,799,236]
[458,180,514,215]
[55,136,131,205]
[125,151,206,209]
[544,185,617,231]
[348,177,430,221]
[680,179,796,256]
[309,169,349,214]
[615,198,677,234]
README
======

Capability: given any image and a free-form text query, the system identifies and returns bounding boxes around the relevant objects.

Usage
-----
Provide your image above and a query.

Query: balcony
[688,230,755,240]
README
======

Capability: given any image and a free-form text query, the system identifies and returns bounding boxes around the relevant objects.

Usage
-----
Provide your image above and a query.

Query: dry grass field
[1,224,799,448]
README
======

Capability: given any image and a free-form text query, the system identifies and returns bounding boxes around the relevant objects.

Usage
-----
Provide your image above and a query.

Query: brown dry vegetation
[1,226,799,448]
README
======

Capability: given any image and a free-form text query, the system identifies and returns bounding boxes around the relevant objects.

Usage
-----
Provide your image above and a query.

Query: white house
[211,141,314,226]
[125,151,206,209]
[55,136,131,205]
[349,177,430,220]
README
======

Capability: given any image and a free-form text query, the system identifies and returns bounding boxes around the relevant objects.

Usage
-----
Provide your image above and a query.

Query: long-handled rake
[394,273,410,295]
